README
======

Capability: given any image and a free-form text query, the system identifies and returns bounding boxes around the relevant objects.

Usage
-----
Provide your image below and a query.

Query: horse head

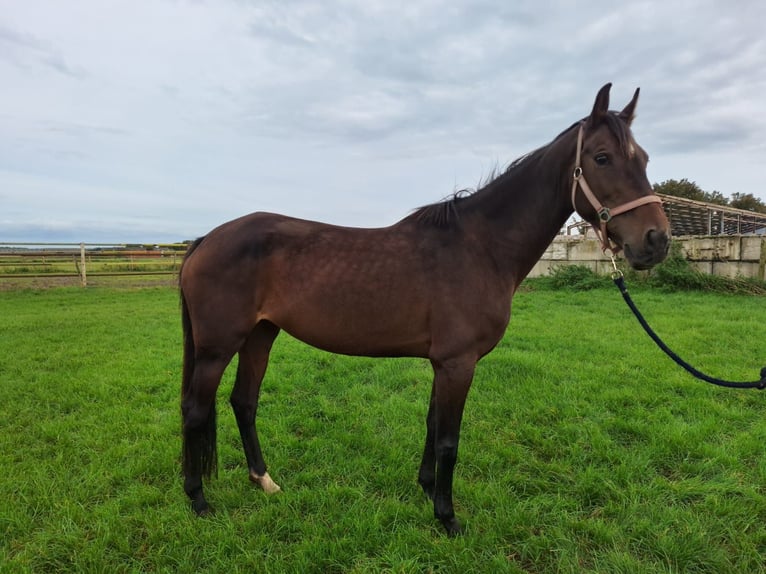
[572,83,670,270]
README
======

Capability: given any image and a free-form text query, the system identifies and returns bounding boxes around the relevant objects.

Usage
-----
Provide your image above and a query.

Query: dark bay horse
[179,84,670,535]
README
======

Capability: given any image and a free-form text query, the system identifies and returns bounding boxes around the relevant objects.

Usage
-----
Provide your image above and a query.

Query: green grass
[1,285,765,573]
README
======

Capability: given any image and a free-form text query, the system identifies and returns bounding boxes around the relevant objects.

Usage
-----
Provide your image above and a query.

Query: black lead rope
[613,275,766,390]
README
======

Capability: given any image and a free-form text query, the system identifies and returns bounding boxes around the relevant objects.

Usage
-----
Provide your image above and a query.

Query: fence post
[759,239,766,282]
[80,243,87,287]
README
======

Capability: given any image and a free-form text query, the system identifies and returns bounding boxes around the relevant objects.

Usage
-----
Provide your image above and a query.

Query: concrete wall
[529,234,766,280]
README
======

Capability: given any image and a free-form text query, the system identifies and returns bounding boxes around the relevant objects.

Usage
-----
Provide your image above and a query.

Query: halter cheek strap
[571,123,663,253]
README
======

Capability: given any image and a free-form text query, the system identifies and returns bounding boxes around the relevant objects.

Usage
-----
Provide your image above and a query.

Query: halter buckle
[597,207,612,223]
[573,166,582,180]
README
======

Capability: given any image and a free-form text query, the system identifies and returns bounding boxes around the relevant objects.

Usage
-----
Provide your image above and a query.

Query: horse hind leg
[230,320,282,494]
[182,352,230,515]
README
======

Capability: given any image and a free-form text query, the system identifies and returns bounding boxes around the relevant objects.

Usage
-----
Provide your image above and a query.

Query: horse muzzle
[623,228,670,270]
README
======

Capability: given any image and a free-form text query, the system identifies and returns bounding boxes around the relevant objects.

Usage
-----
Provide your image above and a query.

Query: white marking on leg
[250,471,281,494]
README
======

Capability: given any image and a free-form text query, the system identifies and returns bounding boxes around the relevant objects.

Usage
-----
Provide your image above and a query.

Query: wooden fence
[0,242,188,286]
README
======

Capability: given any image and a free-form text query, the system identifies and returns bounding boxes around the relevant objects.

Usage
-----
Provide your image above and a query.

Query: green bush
[526,241,766,295]
[629,241,766,295]
[537,264,608,291]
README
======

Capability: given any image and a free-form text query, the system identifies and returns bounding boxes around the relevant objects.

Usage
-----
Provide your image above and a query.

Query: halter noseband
[571,123,663,254]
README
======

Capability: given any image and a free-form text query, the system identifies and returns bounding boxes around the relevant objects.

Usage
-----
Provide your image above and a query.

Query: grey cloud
[0,23,42,52]
[650,117,759,154]
[40,53,85,79]
[40,120,130,138]
[0,23,85,78]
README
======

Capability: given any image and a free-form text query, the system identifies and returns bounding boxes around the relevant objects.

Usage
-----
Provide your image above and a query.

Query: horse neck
[463,130,577,284]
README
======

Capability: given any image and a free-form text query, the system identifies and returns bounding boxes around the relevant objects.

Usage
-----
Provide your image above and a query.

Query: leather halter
[571,123,663,253]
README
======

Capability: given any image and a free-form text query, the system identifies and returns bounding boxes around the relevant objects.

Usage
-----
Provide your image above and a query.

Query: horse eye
[594,153,610,166]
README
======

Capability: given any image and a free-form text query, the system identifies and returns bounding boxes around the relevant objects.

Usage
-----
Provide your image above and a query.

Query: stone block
[681,236,740,261]
[740,237,764,261]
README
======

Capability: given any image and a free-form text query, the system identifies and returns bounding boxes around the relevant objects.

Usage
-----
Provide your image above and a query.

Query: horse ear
[588,83,612,124]
[619,87,640,125]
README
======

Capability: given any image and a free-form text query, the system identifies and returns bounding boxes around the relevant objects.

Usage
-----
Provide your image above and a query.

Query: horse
[178,83,670,535]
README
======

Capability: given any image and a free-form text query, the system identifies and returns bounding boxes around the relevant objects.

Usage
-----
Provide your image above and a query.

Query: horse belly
[264,287,431,357]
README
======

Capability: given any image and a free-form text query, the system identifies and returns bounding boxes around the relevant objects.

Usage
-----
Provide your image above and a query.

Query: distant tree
[653,179,729,207]
[706,190,728,206]
[729,192,766,213]
[653,179,705,201]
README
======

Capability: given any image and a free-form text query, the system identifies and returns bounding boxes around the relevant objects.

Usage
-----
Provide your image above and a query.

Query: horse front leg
[417,383,437,500]
[428,357,476,536]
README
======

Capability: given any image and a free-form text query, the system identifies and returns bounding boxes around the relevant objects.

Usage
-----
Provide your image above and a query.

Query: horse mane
[405,157,540,229]
[407,188,480,228]
[408,192,463,228]
[406,112,633,229]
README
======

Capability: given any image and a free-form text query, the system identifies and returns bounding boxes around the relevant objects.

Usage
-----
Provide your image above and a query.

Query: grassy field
[1,282,765,573]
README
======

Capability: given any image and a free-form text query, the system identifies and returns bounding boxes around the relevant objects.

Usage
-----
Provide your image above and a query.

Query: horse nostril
[646,229,669,254]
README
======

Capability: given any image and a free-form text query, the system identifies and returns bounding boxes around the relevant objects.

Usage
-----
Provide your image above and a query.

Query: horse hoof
[250,471,282,494]
[442,517,463,537]
[192,500,212,517]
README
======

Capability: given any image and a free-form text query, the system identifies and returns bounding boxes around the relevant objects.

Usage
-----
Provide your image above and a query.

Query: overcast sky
[2,0,765,243]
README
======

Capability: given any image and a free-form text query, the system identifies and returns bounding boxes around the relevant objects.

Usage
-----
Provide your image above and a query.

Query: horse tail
[179,237,218,478]
[179,237,204,398]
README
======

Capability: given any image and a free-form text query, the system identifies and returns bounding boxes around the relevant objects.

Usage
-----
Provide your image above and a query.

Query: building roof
[658,194,766,236]
[567,194,766,236]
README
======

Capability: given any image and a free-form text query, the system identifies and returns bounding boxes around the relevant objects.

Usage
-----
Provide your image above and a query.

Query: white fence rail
[0,242,188,286]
